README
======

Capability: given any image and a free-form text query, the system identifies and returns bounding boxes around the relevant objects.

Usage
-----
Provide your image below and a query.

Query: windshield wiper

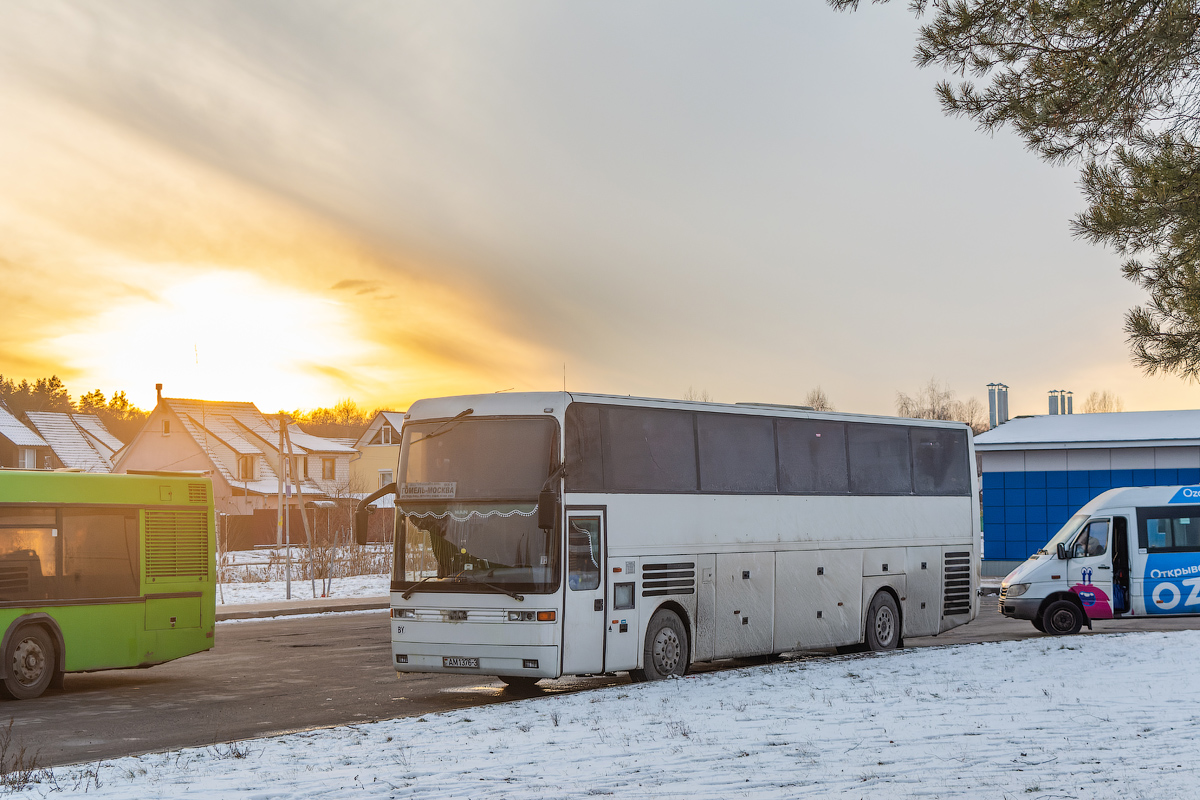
[401,575,440,600]
[408,408,474,447]
[458,576,524,602]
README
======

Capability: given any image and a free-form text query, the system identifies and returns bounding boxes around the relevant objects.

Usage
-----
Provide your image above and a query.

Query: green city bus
[0,470,216,699]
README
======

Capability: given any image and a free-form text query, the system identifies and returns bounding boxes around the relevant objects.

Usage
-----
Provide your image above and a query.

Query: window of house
[239,455,255,481]
[18,449,36,470]
[301,457,309,478]
[162,419,171,436]
[379,470,393,488]
[322,458,336,480]
[382,426,393,445]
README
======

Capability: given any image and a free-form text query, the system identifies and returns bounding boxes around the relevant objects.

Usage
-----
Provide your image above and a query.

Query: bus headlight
[1005,583,1030,598]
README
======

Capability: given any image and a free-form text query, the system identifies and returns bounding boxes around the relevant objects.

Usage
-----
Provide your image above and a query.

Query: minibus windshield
[1038,514,1090,556]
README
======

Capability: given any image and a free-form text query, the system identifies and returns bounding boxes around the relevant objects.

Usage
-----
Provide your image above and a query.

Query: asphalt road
[14,603,1200,769]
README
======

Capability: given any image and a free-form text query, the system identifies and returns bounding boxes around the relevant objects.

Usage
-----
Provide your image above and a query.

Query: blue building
[974,410,1200,575]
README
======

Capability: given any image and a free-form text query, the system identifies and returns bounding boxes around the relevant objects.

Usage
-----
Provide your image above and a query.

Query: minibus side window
[1072,520,1109,558]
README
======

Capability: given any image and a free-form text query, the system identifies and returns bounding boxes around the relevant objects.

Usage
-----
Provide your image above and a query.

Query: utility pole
[282,421,317,598]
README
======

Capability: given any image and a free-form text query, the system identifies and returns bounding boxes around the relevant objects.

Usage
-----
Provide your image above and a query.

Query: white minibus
[1000,484,1200,634]
[357,392,980,687]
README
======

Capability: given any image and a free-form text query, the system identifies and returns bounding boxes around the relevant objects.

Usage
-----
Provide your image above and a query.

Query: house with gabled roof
[0,403,53,470]
[23,412,124,472]
[351,410,406,492]
[112,387,357,521]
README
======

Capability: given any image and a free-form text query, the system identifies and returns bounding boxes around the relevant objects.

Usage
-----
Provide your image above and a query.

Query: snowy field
[16,630,1200,798]
[216,574,387,605]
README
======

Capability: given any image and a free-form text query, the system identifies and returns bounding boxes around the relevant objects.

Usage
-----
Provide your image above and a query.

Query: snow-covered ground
[216,574,387,605]
[16,630,1200,798]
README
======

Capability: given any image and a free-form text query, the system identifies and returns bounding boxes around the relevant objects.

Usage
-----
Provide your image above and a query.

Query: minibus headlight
[1005,583,1030,598]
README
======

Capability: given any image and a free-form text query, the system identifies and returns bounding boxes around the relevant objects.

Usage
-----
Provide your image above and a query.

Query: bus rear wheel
[865,592,900,651]
[1041,600,1083,635]
[640,609,689,680]
[2,625,56,700]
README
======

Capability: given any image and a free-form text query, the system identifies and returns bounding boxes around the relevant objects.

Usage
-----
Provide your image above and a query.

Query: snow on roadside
[16,630,1200,798]
[216,574,387,606]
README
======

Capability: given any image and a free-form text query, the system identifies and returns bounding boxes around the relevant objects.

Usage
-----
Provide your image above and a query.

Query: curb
[216,598,389,622]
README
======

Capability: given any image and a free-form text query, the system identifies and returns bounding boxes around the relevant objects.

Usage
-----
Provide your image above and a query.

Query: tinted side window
[565,404,604,492]
[847,423,912,494]
[911,427,970,496]
[777,419,848,494]
[602,406,697,492]
[1139,506,1200,551]
[697,413,777,493]
[61,509,140,599]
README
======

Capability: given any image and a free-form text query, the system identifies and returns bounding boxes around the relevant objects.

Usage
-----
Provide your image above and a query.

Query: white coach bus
[356,392,979,687]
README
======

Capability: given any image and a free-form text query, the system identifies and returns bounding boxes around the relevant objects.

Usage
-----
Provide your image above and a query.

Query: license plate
[443,656,479,669]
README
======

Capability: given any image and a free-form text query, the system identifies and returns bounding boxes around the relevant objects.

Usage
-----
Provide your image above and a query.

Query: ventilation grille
[188,483,208,503]
[943,551,972,616]
[642,562,696,597]
[145,511,209,580]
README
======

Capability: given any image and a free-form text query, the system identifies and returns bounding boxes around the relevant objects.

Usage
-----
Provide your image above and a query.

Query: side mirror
[354,508,371,546]
[537,489,558,530]
[1056,543,1069,560]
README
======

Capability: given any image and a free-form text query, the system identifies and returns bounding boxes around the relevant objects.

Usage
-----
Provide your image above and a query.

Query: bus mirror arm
[1056,543,1069,560]
[355,482,397,546]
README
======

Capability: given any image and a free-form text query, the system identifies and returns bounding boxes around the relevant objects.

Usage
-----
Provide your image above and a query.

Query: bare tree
[803,387,834,412]
[1081,390,1125,414]
[683,386,713,402]
[896,378,988,434]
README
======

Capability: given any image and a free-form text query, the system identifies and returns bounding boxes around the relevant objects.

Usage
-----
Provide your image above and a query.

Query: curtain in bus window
[0,508,58,602]
[565,404,604,492]
[61,509,140,600]
[776,419,849,494]
[847,423,912,494]
[601,406,697,492]
[910,427,971,496]
[697,413,777,493]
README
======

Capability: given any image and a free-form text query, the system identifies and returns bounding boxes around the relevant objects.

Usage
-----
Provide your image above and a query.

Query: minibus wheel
[641,609,689,680]
[865,592,900,651]
[1,625,56,700]
[1041,600,1083,635]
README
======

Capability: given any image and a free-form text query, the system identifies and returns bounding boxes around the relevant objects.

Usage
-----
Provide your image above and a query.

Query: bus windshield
[394,417,559,594]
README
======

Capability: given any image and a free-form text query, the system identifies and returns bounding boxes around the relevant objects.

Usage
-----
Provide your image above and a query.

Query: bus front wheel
[2,625,57,700]
[865,592,900,651]
[1041,600,1083,635]
[639,609,689,681]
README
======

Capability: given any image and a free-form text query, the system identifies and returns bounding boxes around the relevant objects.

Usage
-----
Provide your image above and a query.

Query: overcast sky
[0,0,1189,416]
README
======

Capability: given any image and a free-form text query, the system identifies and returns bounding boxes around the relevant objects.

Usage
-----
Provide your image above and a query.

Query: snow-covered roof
[974,409,1200,450]
[0,406,47,447]
[151,398,354,497]
[24,412,117,472]
[72,414,125,452]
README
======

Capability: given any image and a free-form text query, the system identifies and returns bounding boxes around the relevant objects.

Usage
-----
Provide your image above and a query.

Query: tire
[2,625,56,700]
[640,609,689,680]
[864,592,900,652]
[1041,600,1083,636]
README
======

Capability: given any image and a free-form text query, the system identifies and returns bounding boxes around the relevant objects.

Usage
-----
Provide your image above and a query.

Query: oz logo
[1151,577,1200,610]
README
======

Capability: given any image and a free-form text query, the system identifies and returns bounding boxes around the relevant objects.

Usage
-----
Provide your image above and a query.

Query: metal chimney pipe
[1049,391,1059,415]
[988,384,998,429]
[998,384,1009,424]
[1066,391,1073,415]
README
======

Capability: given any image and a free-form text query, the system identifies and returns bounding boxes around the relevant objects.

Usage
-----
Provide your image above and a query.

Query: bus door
[1067,517,1115,620]
[561,510,606,675]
